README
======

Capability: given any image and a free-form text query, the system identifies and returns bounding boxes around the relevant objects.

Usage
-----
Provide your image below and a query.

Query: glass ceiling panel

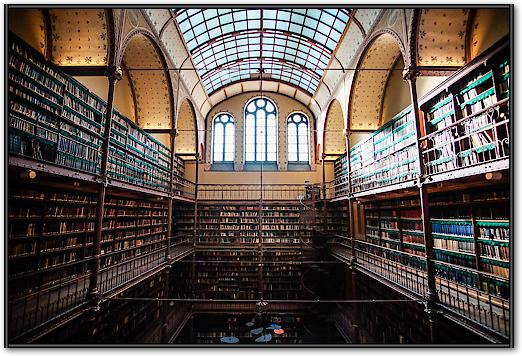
[175,8,351,95]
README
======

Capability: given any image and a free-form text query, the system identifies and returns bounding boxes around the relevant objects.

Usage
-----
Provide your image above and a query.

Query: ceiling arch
[206,79,314,115]
[121,32,172,129]
[176,99,198,155]
[417,9,470,66]
[323,99,346,155]
[48,9,109,66]
[349,32,403,131]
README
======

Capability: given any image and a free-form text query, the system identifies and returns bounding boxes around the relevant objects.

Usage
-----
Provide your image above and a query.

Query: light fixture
[485,172,502,181]
[20,170,37,180]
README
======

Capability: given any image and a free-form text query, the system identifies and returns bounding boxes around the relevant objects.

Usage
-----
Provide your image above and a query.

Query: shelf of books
[195,202,310,247]
[97,195,169,294]
[333,154,349,197]
[192,201,308,300]
[331,40,510,197]
[349,107,418,194]
[7,181,96,340]
[419,43,510,177]
[8,34,190,197]
[7,172,176,341]
[194,250,260,300]
[361,186,509,299]
[324,201,350,238]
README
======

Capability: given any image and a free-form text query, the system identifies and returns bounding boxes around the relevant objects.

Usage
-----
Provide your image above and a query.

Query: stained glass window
[244,97,277,162]
[212,113,235,162]
[287,113,309,163]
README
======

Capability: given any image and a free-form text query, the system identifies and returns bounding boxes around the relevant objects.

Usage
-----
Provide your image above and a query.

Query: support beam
[191,152,200,298]
[416,66,460,77]
[344,133,356,266]
[403,66,440,344]
[87,65,122,340]
[58,65,108,77]
[162,129,177,343]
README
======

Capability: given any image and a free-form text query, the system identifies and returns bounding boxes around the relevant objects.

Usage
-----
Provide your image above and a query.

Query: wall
[470,8,510,60]
[185,161,334,186]
[381,58,410,125]
[417,76,448,99]
[8,9,46,57]
[204,92,316,172]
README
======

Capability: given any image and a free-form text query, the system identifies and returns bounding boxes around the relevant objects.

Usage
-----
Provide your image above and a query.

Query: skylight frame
[175,8,351,95]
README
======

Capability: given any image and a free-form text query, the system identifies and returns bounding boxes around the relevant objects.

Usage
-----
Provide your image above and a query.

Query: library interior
[6,6,512,346]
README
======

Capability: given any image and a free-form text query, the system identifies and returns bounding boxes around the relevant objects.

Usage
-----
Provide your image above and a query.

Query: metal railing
[173,174,196,199]
[198,183,307,201]
[8,270,91,341]
[420,99,510,176]
[328,238,510,339]
[351,143,418,194]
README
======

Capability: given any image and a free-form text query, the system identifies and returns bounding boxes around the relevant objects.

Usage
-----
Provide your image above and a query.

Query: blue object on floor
[220,336,239,343]
[250,327,264,335]
[255,334,272,343]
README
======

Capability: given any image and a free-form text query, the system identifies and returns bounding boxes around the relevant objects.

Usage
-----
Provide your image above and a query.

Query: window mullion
[222,122,226,162]
[265,115,268,161]
[296,122,300,162]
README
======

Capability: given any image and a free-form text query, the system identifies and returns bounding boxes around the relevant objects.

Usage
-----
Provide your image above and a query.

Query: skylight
[175,8,351,95]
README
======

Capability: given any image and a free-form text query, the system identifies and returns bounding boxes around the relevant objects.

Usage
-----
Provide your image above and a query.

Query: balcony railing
[420,99,509,177]
[197,184,307,201]
[173,174,196,200]
[328,238,509,339]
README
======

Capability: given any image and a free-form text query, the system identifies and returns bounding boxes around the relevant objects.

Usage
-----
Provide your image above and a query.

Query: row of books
[433,237,474,253]
[481,263,509,279]
[9,36,187,193]
[478,243,509,261]
[431,220,473,236]
[478,226,509,240]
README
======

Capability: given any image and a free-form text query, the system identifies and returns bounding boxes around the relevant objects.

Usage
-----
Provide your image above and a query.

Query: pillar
[403,66,439,343]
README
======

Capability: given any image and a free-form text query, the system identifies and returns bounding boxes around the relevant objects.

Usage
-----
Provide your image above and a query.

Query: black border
[4,3,514,349]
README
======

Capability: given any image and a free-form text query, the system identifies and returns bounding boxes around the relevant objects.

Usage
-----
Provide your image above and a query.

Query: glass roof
[175,8,351,95]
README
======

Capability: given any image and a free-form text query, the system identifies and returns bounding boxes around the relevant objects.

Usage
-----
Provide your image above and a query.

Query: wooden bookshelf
[419,42,510,177]
[7,173,176,341]
[361,186,509,298]
[8,34,188,196]
[349,108,418,194]
[324,201,349,238]
[333,154,349,197]
[332,40,510,198]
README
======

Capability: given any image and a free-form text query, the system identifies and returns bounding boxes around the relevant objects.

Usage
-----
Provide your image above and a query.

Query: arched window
[244,97,277,162]
[212,113,235,162]
[287,113,309,163]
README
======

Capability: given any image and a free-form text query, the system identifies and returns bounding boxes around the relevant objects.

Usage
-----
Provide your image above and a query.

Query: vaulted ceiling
[122,33,172,129]
[174,8,351,96]
[49,9,108,66]
[350,33,402,130]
